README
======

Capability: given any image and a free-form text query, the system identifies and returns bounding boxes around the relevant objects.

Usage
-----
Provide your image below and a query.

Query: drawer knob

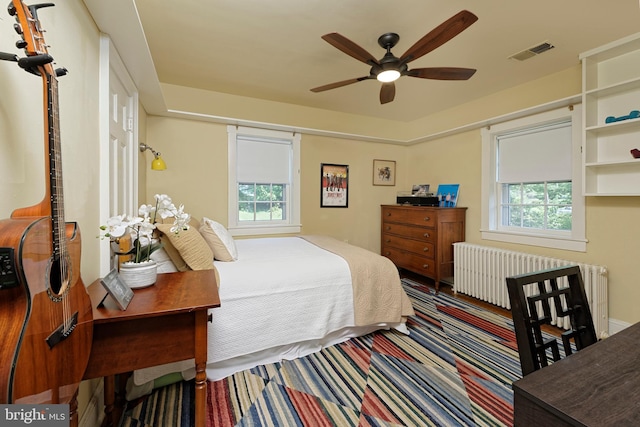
[385,252,390,256]
[386,226,391,231]
[386,212,391,216]
[423,264,429,269]
[386,239,391,243]
[424,216,430,221]
[423,247,429,252]
[423,232,430,238]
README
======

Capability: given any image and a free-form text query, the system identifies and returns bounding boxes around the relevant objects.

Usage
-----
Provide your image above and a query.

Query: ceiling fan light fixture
[377,69,400,83]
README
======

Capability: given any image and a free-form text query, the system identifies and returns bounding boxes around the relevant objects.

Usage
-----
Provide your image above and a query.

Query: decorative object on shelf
[605,110,640,124]
[99,194,191,287]
[631,148,640,159]
[140,142,167,170]
[372,159,396,186]
[436,184,460,207]
[397,186,438,206]
[321,163,349,207]
[412,184,430,195]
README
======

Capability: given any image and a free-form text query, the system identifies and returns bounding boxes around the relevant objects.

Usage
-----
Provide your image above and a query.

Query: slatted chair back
[506,265,598,376]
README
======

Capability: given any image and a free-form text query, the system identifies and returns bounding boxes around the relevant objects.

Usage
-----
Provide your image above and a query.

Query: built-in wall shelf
[581,32,640,196]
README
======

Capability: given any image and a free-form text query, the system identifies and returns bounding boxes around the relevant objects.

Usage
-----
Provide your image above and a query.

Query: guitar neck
[47,75,66,259]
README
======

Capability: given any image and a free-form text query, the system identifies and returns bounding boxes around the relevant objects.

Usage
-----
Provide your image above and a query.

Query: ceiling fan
[310,10,478,105]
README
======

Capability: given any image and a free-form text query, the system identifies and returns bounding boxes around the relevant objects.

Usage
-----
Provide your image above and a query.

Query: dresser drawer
[382,207,436,227]
[382,247,436,277]
[381,222,435,242]
[382,234,435,258]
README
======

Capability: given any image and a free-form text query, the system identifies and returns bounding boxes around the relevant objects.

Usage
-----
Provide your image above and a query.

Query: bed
[130,218,414,393]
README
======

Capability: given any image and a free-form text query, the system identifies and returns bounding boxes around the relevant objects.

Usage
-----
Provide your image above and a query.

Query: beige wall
[403,68,640,326]
[146,64,639,327]
[142,117,406,252]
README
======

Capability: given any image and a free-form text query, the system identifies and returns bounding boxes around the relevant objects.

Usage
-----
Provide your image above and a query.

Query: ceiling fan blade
[321,33,380,65]
[310,76,371,92]
[380,83,395,104]
[407,67,477,80]
[400,10,478,64]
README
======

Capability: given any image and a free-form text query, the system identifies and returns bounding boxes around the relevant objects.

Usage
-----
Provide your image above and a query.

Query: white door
[109,71,136,217]
[99,36,138,274]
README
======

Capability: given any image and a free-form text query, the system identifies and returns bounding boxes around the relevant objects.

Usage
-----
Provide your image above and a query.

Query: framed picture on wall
[373,159,396,186]
[321,163,349,207]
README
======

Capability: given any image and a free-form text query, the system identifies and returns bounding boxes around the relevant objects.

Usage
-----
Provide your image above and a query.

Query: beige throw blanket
[301,235,415,326]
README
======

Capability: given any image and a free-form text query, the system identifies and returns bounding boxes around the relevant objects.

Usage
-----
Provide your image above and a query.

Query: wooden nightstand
[83,269,220,427]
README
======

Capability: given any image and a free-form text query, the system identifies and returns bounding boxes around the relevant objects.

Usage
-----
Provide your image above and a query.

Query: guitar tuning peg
[55,67,68,77]
[7,3,17,16]
[13,23,22,35]
[16,40,27,49]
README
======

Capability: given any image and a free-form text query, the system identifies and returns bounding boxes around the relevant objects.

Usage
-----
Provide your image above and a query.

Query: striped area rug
[121,278,537,427]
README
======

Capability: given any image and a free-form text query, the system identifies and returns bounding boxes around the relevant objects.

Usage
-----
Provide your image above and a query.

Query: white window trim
[481,105,586,252]
[227,125,301,236]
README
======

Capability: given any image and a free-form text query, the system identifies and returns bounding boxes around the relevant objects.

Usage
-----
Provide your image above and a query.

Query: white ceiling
[88,0,640,123]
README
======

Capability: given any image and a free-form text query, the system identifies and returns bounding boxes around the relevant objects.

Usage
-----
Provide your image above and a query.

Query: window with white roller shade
[497,120,572,183]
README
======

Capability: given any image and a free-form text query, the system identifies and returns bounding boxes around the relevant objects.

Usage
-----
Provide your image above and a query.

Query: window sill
[480,230,587,252]
[229,224,301,237]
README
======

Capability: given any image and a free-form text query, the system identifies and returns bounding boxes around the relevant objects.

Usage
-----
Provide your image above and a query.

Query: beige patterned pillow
[200,217,238,262]
[156,223,213,270]
[160,236,190,272]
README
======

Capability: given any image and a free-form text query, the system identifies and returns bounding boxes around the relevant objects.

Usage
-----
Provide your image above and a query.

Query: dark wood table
[83,269,220,427]
[512,321,640,426]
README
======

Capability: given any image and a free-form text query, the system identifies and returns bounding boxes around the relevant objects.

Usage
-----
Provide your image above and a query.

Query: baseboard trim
[79,378,104,427]
[609,318,631,336]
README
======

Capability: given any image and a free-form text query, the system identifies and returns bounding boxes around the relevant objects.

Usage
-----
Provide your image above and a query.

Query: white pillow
[200,217,238,261]
[150,248,179,273]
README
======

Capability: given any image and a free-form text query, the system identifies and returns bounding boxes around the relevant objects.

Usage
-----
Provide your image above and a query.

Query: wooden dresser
[381,205,466,290]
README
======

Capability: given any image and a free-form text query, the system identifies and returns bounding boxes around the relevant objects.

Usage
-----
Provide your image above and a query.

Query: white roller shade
[497,120,572,183]
[237,136,291,184]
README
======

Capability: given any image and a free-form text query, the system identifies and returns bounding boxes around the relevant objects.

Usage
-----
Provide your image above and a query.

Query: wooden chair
[506,265,598,376]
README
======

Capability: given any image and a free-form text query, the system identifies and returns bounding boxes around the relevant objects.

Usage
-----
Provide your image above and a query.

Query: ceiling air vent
[509,42,555,61]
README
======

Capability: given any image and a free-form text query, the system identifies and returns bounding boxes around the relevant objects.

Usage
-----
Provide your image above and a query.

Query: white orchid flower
[100,194,190,263]
[138,218,156,238]
[170,204,191,233]
[138,203,155,219]
[100,214,128,238]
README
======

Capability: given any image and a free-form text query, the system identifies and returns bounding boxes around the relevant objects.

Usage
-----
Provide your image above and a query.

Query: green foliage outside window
[238,183,286,221]
[502,181,572,231]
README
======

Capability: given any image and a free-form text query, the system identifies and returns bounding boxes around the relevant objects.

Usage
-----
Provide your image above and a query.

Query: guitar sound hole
[47,255,71,299]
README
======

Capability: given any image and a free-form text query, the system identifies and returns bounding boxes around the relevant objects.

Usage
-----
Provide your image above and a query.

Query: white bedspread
[134,237,407,385]
[210,236,355,361]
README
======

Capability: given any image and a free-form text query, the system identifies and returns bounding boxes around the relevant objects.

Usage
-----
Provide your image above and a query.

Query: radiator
[453,243,609,338]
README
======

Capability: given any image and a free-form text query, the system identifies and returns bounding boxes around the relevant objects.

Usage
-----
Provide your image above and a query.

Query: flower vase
[119,260,158,289]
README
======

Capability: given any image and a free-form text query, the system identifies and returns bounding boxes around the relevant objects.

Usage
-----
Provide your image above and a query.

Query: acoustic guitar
[0,0,93,416]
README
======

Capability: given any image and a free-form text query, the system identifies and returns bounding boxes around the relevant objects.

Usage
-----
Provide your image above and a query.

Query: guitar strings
[51,75,71,334]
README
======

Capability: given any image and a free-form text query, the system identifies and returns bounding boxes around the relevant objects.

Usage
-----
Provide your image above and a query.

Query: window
[228,126,301,236]
[481,106,586,251]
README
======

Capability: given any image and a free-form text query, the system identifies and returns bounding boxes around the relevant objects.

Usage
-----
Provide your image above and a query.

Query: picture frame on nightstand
[99,268,134,310]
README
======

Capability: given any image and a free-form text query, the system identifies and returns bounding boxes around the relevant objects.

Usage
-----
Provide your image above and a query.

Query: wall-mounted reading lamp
[139,143,167,171]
